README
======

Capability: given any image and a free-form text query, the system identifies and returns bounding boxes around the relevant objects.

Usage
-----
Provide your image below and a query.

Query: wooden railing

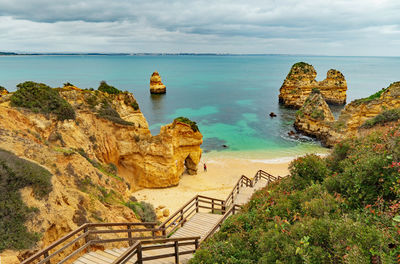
[21,222,159,264]
[22,169,282,264]
[112,236,200,264]
[201,204,242,243]
[159,195,226,237]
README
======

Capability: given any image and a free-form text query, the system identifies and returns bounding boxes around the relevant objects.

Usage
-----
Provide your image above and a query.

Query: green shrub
[289,154,330,190]
[174,116,199,132]
[191,124,400,263]
[97,100,133,126]
[361,108,400,128]
[353,87,387,105]
[125,201,157,222]
[10,81,75,121]
[0,85,7,94]
[0,149,52,251]
[98,81,121,94]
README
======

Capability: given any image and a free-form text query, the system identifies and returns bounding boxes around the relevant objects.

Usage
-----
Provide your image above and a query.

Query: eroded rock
[279,62,347,108]
[150,71,166,94]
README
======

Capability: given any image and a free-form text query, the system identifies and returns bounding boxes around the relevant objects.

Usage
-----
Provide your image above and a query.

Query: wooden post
[212,199,215,214]
[44,251,50,264]
[195,238,199,250]
[222,201,226,214]
[83,226,90,252]
[127,225,133,246]
[137,243,143,264]
[162,227,166,237]
[196,196,199,213]
[174,241,179,264]
[180,210,184,226]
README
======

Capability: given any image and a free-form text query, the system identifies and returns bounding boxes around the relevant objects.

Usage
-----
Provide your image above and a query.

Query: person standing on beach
[204,163,207,172]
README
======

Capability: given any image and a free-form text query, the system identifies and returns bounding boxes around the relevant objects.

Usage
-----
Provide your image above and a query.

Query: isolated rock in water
[0,85,8,96]
[150,71,166,94]
[294,91,335,144]
[279,62,347,108]
[269,112,277,117]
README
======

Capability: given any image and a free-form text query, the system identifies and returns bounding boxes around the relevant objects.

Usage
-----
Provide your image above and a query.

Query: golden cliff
[0,85,8,96]
[279,62,347,108]
[294,81,400,146]
[0,84,202,262]
[150,71,166,94]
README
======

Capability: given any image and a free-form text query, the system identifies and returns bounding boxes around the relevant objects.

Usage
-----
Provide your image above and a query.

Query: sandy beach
[133,154,292,214]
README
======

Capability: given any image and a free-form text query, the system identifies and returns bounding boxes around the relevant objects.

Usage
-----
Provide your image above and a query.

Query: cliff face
[150,71,166,94]
[0,86,202,262]
[294,82,400,146]
[279,62,347,108]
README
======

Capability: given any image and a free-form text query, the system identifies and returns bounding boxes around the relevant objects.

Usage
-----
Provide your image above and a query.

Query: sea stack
[279,62,347,108]
[150,71,166,94]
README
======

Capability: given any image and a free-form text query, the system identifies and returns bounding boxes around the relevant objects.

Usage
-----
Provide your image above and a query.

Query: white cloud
[0,0,399,55]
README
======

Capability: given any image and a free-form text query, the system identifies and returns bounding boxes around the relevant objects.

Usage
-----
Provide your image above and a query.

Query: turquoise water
[0,55,399,158]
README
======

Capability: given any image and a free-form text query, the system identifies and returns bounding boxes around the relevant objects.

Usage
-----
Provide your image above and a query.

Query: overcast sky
[0,0,399,56]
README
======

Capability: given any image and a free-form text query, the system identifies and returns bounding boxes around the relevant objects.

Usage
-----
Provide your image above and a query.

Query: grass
[10,81,76,121]
[353,87,387,105]
[0,148,52,251]
[174,116,199,132]
[97,99,134,126]
[362,108,400,128]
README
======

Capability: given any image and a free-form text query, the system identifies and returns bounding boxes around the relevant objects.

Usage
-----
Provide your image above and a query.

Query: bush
[97,99,133,126]
[10,81,75,121]
[125,201,157,222]
[174,116,199,132]
[288,154,330,190]
[98,81,121,95]
[362,108,400,128]
[0,149,52,251]
[191,125,400,263]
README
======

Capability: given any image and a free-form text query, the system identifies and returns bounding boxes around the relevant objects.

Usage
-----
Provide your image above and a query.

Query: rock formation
[294,81,400,146]
[279,62,347,108]
[294,91,335,143]
[0,84,202,262]
[0,85,8,96]
[150,71,166,94]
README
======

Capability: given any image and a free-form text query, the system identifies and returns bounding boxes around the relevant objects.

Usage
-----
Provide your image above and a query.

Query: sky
[0,0,399,56]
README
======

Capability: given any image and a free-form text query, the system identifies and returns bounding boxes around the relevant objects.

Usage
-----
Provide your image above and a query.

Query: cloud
[0,0,399,55]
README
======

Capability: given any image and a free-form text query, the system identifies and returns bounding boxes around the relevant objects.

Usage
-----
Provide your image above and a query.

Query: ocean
[0,55,399,159]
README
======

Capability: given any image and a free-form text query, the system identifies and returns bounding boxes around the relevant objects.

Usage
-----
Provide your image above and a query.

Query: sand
[132,154,292,214]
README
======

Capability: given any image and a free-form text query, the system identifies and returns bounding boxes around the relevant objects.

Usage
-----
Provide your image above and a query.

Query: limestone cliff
[279,62,347,108]
[150,71,166,94]
[294,81,400,146]
[0,84,202,262]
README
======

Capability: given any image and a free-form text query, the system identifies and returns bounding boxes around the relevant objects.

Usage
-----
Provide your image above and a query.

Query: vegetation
[310,109,325,120]
[97,99,133,125]
[174,116,199,132]
[191,124,400,263]
[353,87,387,105]
[125,201,157,222]
[63,82,74,87]
[0,148,52,251]
[10,81,75,121]
[290,62,313,75]
[362,108,400,128]
[98,81,122,95]
[0,85,7,94]
[311,87,320,94]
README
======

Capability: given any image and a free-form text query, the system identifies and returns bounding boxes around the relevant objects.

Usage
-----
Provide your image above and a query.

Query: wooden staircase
[21,170,283,264]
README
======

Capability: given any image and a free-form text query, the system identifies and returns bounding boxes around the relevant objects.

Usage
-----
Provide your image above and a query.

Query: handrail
[21,222,159,264]
[22,169,281,264]
[112,237,200,264]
